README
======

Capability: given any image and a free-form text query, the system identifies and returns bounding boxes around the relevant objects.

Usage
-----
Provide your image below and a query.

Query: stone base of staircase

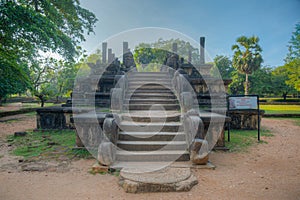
[119,166,198,193]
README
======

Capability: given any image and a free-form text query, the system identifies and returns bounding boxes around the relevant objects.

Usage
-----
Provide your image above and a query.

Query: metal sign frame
[227,95,260,142]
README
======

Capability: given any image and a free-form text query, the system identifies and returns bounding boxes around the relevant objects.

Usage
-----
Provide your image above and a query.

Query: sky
[80,0,300,67]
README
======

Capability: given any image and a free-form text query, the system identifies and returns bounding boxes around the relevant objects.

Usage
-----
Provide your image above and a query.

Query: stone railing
[97,74,129,166]
[171,69,209,165]
[110,74,127,113]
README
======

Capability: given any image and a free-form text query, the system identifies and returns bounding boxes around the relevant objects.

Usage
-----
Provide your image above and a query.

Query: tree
[249,67,273,96]
[283,22,300,92]
[285,22,300,63]
[231,36,263,95]
[211,55,233,79]
[30,57,58,107]
[229,65,296,98]
[229,67,273,96]
[228,71,245,95]
[0,0,97,100]
[272,66,297,100]
[282,58,300,92]
[133,38,200,71]
[0,58,30,104]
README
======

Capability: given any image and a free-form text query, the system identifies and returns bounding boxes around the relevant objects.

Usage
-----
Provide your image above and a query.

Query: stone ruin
[70,37,231,154]
[35,37,234,192]
[36,37,232,150]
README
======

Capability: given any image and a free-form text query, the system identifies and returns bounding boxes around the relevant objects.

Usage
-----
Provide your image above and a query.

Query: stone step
[127,78,171,82]
[128,72,170,77]
[117,141,187,151]
[118,131,185,141]
[110,161,176,171]
[126,99,178,105]
[124,104,180,111]
[121,111,180,122]
[126,93,176,99]
[128,80,171,83]
[116,150,190,162]
[126,89,175,94]
[119,121,182,132]
[127,84,172,90]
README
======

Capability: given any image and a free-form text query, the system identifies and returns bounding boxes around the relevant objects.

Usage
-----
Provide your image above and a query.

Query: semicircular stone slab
[119,167,198,193]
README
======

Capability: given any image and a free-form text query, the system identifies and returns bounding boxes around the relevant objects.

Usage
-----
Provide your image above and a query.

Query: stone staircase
[114,72,190,163]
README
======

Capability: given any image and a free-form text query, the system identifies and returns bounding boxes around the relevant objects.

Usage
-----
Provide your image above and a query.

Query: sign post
[228,95,260,141]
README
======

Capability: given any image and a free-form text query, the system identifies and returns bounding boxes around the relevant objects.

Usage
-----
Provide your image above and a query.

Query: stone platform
[119,166,198,193]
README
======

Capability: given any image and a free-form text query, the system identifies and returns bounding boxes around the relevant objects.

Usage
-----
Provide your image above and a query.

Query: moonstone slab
[119,167,198,193]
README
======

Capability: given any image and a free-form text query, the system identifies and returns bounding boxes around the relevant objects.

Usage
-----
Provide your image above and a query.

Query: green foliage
[249,67,273,95]
[282,58,300,92]
[283,22,300,92]
[232,36,263,95]
[285,22,300,63]
[272,65,297,97]
[29,58,58,106]
[211,55,233,79]
[133,38,200,69]
[229,66,296,98]
[0,59,30,102]
[228,71,245,95]
[0,0,97,99]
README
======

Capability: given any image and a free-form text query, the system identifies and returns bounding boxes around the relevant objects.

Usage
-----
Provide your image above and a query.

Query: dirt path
[0,115,299,200]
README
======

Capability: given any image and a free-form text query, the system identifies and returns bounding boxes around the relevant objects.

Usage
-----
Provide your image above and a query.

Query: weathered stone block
[110,88,123,111]
[98,142,116,166]
[103,117,118,144]
[228,110,264,130]
[180,92,193,112]
[183,114,204,144]
[92,162,109,173]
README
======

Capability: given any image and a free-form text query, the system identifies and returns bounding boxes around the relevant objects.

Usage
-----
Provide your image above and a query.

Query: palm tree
[232,36,263,95]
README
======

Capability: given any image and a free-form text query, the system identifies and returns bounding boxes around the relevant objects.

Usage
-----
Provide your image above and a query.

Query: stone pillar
[172,43,178,53]
[123,41,129,63]
[200,37,205,64]
[102,42,107,63]
[108,48,113,63]
[112,53,115,61]
[188,47,192,63]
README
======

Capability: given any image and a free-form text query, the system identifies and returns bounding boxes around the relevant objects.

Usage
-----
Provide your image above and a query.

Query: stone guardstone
[97,142,116,166]
[190,139,209,165]
[119,167,198,193]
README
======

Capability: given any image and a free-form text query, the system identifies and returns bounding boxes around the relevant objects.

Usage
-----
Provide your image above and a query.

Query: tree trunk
[34,0,39,12]
[282,92,288,101]
[245,73,249,95]
[37,95,45,107]
[41,99,45,107]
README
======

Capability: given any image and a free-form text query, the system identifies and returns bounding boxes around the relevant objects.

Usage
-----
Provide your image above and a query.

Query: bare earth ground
[0,114,299,200]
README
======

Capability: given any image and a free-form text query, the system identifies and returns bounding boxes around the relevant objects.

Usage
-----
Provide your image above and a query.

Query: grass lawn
[21,102,55,108]
[260,98,300,103]
[225,129,273,152]
[260,104,300,114]
[7,130,92,160]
